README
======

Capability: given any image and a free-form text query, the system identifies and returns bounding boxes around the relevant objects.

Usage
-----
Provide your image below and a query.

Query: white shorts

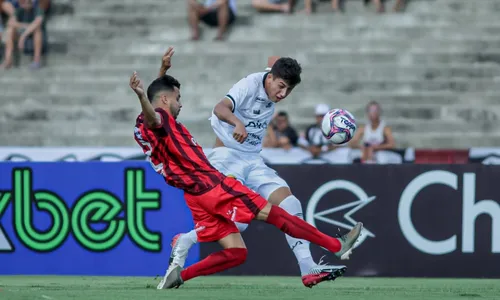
[207,147,289,200]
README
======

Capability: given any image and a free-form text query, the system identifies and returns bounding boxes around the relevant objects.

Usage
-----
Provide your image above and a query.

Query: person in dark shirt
[0,0,46,69]
[263,111,299,150]
[273,111,298,149]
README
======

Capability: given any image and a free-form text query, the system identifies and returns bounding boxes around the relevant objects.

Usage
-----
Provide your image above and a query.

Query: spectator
[349,101,395,163]
[187,0,236,41]
[0,0,46,69]
[252,0,291,13]
[1,0,15,42]
[299,103,337,158]
[264,111,299,150]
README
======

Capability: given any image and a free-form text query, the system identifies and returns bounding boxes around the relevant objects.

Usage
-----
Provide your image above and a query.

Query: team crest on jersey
[266,102,272,108]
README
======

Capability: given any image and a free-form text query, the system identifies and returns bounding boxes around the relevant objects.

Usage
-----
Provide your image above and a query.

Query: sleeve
[225,76,251,113]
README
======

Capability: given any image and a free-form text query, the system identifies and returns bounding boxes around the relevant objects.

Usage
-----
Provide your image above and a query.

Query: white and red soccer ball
[321,109,357,145]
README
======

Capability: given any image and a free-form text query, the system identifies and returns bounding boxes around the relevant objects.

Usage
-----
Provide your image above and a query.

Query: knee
[225,247,248,266]
[232,248,248,265]
[278,195,304,218]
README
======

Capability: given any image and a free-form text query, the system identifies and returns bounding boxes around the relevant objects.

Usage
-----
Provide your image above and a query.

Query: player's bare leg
[187,0,204,40]
[158,233,247,289]
[268,187,347,287]
[214,0,230,41]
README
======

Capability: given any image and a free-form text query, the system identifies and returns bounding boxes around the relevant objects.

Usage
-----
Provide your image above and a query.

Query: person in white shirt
[167,55,351,288]
[349,100,395,163]
[187,0,237,41]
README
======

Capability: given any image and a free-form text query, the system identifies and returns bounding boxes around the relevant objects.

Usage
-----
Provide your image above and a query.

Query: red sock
[181,248,247,282]
[266,205,341,253]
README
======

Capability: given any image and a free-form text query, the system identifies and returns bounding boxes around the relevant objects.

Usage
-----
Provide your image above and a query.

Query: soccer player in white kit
[159,51,349,288]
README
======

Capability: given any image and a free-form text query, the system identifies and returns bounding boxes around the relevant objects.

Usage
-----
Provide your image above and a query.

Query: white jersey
[363,120,386,146]
[211,72,275,153]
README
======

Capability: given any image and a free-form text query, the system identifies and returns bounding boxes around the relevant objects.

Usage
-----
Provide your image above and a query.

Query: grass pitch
[0,276,499,300]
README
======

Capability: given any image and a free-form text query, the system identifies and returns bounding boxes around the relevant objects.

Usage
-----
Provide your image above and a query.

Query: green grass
[0,276,499,300]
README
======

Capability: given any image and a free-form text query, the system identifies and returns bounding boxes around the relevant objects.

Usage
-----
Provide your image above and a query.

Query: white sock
[279,195,316,276]
[172,229,198,267]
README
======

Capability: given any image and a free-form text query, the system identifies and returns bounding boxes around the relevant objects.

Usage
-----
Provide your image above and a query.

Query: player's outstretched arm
[158,47,175,78]
[214,98,248,143]
[130,72,162,128]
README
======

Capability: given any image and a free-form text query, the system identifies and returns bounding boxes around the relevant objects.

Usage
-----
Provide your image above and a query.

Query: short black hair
[147,75,181,103]
[270,57,302,87]
[277,111,289,118]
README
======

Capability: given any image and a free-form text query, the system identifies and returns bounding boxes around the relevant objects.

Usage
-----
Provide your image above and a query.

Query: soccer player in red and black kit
[130,68,363,289]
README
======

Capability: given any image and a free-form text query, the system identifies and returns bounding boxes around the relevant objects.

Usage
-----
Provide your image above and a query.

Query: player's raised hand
[161,47,175,71]
[130,71,145,97]
[233,122,248,144]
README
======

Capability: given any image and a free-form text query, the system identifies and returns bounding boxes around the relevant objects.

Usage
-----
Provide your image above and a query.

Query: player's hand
[233,122,248,144]
[160,47,175,71]
[130,71,145,97]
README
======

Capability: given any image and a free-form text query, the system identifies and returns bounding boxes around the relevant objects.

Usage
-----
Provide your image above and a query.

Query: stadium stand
[1,0,499,149]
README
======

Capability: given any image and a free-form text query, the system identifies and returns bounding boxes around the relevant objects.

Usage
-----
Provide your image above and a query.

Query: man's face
[159,87,182,119]
[266,74,295,103]
[275,115,288,131]
[367,104,380,122]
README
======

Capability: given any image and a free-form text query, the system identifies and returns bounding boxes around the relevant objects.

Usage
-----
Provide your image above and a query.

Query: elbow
[213,103,228,118]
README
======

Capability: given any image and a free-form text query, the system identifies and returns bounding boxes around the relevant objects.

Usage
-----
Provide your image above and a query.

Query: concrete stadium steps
[1,0,500,148]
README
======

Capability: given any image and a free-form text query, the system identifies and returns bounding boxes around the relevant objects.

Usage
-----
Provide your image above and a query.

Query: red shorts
[184,177,268,243]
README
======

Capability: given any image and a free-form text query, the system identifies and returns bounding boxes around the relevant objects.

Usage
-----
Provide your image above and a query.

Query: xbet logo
[0,168,162,253]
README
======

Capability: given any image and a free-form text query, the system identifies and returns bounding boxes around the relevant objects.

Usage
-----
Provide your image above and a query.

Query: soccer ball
[321,109,357,144]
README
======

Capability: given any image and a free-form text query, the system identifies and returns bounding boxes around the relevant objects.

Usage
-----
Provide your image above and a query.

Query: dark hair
[366,100,381,111]
[147,75,181,103]
[270,57,302,87]
[277,111,289,118]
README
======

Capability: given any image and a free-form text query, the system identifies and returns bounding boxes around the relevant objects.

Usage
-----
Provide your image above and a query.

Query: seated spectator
[252,0,291,13]
[264,111,299,150]
[187,0,236,41]
[0,0,46,69]
[349,101,395,163]
[299,103,337,158]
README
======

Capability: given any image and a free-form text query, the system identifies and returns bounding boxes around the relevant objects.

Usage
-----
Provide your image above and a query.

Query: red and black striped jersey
[134,108,225,195]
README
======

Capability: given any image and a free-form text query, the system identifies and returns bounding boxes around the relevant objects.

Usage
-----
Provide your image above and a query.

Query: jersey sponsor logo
[245,121,268,129]
[306,180,376,249]
[255,97,267,103]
